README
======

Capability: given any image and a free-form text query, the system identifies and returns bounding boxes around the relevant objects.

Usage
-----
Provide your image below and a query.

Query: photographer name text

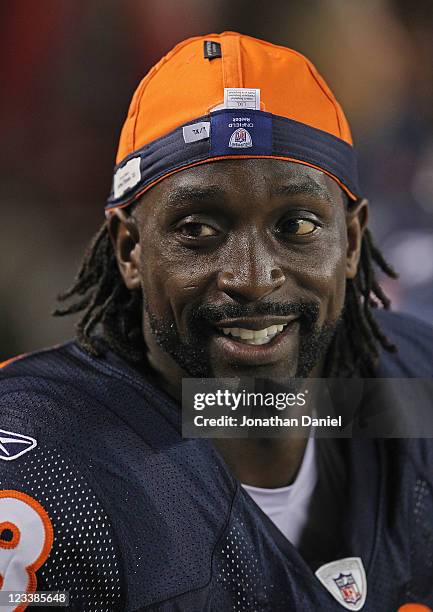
[193,414,342,428]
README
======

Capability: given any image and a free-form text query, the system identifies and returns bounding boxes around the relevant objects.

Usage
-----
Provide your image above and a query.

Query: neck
[144,322,325,488]
[215,360,321,488]
[212,437,309,488]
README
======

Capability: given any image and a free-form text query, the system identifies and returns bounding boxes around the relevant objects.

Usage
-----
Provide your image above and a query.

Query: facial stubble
[145,299,340,379]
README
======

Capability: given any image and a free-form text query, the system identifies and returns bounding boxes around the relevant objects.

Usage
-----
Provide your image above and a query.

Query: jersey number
[0,491,53,612]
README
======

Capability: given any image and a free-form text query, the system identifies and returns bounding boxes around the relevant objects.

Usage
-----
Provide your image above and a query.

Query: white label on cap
[224,88,260,110]
[113,157,141,199]
[182,121,211,143]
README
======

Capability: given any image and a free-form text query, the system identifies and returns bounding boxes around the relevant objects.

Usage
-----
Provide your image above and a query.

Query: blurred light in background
[1,0,432,359]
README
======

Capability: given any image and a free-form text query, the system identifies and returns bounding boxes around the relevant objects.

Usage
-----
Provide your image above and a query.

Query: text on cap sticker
[113,157,141,200]
[224,88,261,110]
[183,122,211,143]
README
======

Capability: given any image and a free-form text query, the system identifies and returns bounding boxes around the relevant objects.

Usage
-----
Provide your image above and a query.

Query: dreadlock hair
[53,214,145,364]
[54,201,398,377]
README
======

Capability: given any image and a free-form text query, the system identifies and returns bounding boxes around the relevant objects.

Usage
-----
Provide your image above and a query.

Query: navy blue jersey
[0,310,432,611]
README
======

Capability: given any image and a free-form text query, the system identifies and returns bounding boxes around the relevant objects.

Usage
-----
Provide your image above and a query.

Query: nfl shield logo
[229,127,253,148]
[315,557,367,610]
[334,573,362,604]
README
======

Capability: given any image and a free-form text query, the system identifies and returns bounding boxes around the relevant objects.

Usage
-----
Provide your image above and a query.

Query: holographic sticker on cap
[228,127,253,148]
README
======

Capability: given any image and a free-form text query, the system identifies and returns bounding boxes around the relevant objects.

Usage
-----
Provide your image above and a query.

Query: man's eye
[277,218,317,236]
[178,222,218,238]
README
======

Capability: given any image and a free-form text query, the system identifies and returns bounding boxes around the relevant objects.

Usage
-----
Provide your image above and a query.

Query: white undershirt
[241,436,317,547]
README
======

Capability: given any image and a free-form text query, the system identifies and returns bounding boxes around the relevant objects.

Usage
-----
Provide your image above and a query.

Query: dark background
[1,0,432,360]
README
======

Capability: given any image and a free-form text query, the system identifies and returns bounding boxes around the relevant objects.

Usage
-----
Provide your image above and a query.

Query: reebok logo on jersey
[0,428,37,461]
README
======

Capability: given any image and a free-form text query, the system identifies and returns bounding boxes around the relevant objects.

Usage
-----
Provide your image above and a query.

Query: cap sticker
[113,157,141,199]
[210,110,272,157]
[224,88,260,110]
[229,128,253,148]
[183,121,211,143]
[204,40,221,60]
[315,557,367,610]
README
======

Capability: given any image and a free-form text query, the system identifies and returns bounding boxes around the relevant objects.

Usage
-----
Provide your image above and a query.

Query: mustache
[190,301,320,327]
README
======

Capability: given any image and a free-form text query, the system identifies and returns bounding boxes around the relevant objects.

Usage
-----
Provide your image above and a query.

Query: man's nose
[217,245,285,303]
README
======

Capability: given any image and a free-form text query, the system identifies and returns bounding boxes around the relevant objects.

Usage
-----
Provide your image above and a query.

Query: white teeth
[250,337,272,345]
[221,323,288,345]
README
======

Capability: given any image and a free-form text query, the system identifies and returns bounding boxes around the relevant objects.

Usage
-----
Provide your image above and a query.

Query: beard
[145,299,340,379]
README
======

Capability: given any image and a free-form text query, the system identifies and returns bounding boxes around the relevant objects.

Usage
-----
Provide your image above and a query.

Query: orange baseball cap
[106,32,361,212]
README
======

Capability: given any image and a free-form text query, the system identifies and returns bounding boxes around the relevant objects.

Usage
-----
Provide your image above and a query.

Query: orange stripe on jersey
[0,354,25,370]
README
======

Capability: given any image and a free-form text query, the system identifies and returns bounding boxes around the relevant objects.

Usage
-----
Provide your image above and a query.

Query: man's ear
[346,198,369,279]
[107,208,141,290]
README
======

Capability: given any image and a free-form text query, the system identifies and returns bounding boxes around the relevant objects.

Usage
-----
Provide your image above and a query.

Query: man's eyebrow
[271,180,333,204]
[165,185,226,208]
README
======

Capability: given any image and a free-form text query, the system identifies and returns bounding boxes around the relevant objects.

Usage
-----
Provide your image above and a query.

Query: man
[1,32,432,611]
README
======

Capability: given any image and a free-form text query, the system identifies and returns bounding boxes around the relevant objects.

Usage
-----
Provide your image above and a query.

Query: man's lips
[210,316,300,366]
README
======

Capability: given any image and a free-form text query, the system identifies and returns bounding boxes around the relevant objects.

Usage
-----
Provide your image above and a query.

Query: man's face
[116,159,357,380]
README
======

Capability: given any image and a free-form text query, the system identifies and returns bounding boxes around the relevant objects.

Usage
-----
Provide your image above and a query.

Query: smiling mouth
[209,316,301,367]
[220,324,288,346]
